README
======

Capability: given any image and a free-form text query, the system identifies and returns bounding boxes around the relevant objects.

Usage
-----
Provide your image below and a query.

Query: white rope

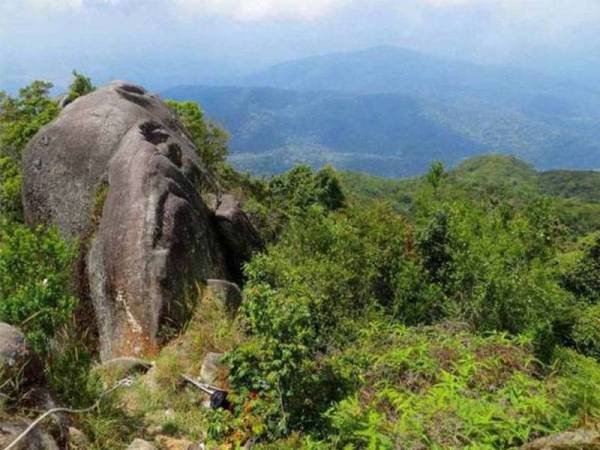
[3,376,134,450]
[3,360,228,450]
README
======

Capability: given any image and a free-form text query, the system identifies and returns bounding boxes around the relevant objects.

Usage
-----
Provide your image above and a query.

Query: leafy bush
[227,203,406,437]
[0,220,77,354]
[166,100,229,173]
[324,323,595,450]
[572,303,600,360]
[414,195,572,350]
[268,165,345,214]
[65,70,95,104]
[0,81,59,221]
[562,235,600,303]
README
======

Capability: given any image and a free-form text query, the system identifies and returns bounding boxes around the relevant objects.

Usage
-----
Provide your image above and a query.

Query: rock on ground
[200,352,225,384]
[205,279,243,318]
[22,81,260,360]
[523,429,600,449]
[0,420,59,450]
[0,322,44,391]
[127,438,158,450]
[67,427,90,450]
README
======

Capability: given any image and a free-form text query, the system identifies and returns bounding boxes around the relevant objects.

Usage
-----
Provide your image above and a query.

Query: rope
[2,376,134,450]
[3,359,229,449]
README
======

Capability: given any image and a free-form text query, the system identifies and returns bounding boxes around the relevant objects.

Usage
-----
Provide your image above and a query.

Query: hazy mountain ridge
[163,46,600,176]
[163,84,487,176]
[163,51,600,175]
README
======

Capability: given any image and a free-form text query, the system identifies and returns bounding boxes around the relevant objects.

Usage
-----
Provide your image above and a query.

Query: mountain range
[163,46,600,177]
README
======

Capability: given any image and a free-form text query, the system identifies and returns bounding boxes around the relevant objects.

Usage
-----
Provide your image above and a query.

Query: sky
[1,0,599,92]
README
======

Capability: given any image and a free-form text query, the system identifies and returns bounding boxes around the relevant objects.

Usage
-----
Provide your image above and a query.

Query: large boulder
[22,81,257,360]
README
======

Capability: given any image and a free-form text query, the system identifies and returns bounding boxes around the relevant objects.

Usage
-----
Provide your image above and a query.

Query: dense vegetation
[1,76,600,449]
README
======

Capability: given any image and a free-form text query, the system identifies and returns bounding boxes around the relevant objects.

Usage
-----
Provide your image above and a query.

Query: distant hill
[164,46,600,176]
[163,85,484,177]
[340,154,600,234]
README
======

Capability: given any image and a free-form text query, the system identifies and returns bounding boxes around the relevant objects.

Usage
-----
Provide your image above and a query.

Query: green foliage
[324,324,596,449]
[426,160,445,191]
[46,323,101,407]
[268,165,345,214]
[562,235,600,303]
[66,70,95,104]
[341,154,600,236]
[0,81,59,153]
[166,100,229,172]
[0,81,59,221]
[240,165,346,243]
[0,220,77,354]
[552,347,600,423]
[572,303,600,360]
[225,159,590,446]
[0,157,23,222]
[227,203,406,437]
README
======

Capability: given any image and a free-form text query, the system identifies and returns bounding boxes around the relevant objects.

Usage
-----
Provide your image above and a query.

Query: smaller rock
[156,435,200,450]
[200,352,225,385]
[214,194,263,281]
[206,279,242,318]
[68,427,90,449]
[0,322,44,393]
[0,420,59,450]
[523,429,600,449]
[127,438,157,450]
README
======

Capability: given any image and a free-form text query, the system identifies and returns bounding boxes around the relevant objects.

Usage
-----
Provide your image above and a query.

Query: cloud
[2,0,352,20]
[5,0,600,26]
[19,0,84,9]
[173,0,353,21]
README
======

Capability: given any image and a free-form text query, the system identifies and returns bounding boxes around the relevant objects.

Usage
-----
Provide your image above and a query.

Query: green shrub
[412,196,572,351]
[268,165,345,214]
[46,322,101,407]
[0,81,59,221]
[0,220,77,354]
[562,235,600,303]
[552,347,600,423]
[572,303,600,360]
[0,157,22,222]
[325,323,587,449]
[165,100,229,174]
[65,70,95,104]
[227,203,407,437]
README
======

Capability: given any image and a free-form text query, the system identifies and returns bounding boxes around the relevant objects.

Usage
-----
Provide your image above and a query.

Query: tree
[0,81,59,221]
[562,236,600,303]
[269,165,346,213]
[65,70,95,104]
[166,100,229,171]
[426,161,445,191]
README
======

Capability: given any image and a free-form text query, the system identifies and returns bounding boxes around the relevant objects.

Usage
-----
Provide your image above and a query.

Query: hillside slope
[341,154,600,234]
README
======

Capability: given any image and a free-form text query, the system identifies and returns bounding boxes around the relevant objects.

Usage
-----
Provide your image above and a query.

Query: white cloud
[23,0,84,9]
[172,0,352,21]
[4,0,600,27]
